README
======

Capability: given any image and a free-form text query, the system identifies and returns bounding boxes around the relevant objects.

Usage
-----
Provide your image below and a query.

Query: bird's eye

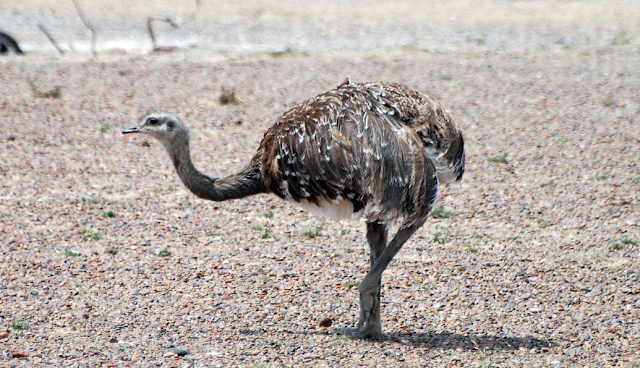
[167,122,173,131]
[147,117,158,125]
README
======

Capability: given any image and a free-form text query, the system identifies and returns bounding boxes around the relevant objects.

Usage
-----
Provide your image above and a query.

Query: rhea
[122,81,465,339]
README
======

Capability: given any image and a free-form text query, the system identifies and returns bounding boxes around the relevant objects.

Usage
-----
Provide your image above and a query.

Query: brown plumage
[122,81,465,339]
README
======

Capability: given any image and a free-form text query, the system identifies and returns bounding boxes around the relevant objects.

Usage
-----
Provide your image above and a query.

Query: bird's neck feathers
[164,133,266,202]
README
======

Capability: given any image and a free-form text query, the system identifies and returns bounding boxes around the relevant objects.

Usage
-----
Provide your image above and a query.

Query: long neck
[166,134,266,201]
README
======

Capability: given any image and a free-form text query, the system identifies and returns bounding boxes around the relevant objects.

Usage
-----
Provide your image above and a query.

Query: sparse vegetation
[251,225,263,231]
[632,175,640,183]
[537,218,549,229]
[150,249,172,257]
[343,248,354,253]
[343,280,360,288]
[439,74,453,80]
[300,223,325,238]
[470,37,486,45]
[260,228,272,239]
[100,122,111,133]
[28,79,62,98]
[9,321,30,330]
[264,210,274,218]
[401,43,417,51]
[488,152,509,163]
[105,247,119,255]
[101,210,117,218]
[595,173,609,181]
[621,238,638,246]
[207,232,221,237]
[611,242,624,250]
[431,231,451,244]
[463,243,479,253]
[153,186,178,194]
[471,233,483,239]
[457,264,468,271]
[270,47,294,57]
[423,283,437,290]
[65,248,81,257]
[341,228,351,235]
[431,206,456,218]
[79,228,102,241]
[126,90,136,99]
[81,197,99,205]
[602,100,617,107]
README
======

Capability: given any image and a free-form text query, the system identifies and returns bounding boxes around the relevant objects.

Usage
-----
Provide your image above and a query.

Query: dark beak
[122,126,140,134]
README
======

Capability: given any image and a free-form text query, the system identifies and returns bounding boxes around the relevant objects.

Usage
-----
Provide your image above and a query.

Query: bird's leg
[338,221,422,339]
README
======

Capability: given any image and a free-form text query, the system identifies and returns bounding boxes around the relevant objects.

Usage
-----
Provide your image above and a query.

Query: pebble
[11,350,28,358]
[168,348,189,357]
[0,331,8,338]
[318,317,333,327]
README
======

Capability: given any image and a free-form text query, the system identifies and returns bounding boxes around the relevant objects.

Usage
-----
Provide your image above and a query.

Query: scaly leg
[338,221,423,339]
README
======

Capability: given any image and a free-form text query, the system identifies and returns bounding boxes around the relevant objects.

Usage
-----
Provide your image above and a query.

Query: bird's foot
[335,324,382,339]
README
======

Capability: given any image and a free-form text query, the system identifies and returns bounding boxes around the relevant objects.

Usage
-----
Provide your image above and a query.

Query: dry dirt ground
[1,1,640,367]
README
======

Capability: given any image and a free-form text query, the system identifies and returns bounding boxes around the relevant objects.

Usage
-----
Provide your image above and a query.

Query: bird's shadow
[238,328,553,352]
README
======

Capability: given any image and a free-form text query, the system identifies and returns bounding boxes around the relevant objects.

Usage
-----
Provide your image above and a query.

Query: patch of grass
[150,249,172,257]
[81,197,99,205]
[422,283,437,290]
[463,243,479,253]
[105,247,119,255]
[470,37,486,45]
[263,210,273,218]
[431,231,451,244]
[260,229,272,239]
[537,218,549,229]
[126,90,136,99]
[207,232,220,237]
[439,74,453,80]
[621,238,638,246]
[79,228,102,241]
[401,43,418,51]
[611,31,631,46]
[101,210,117,218]
[260,276,272,283]
[602,100,617,107]
[100,121,111,133]
[9,321,29,330]
[507,235,523,244]
[631,175,640,183]
[301,281,309,287]
[343,280,360,288]
[415,247,424,252]
[397,265,409,270]
[250,225,263,231]
[611,242,624,250]
[431,206,456,218]
[270,47,294,57]
[595,173,609,181]
[300,223,325,238]
[153,185,178,194]
[28,79,62,98]
[341,228,351,235]
[471,233,483,239]
[457,264,468,271]
[488,152,509,163]
[85,300,98,308]
[343,248,354,253]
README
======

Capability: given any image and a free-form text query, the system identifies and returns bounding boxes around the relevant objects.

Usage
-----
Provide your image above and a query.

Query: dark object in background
[0,32,23,54]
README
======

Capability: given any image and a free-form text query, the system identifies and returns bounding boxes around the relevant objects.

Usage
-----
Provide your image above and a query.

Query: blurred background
[2,0,639,59]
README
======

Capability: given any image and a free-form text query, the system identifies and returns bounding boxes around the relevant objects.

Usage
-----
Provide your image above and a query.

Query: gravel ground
[2,4,640,367]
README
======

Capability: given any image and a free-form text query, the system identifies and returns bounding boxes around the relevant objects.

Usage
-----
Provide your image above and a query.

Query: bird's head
[122,112,187,147]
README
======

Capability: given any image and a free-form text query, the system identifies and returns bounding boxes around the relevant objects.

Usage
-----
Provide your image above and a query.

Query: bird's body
[123,81,465,339]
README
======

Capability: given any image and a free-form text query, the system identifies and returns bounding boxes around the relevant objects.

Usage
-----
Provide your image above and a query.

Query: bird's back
[258,82,464,226]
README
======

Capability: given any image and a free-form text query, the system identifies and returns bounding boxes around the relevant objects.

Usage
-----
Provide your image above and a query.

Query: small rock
[318,317,332,327]
[168,348,189,357]
[11,350,28,358]
[164,352,178,358]
[0,331,8,338]
[109,338,118,343]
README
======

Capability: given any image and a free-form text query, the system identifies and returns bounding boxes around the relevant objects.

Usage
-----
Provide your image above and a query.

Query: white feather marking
[293,197,361,220]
